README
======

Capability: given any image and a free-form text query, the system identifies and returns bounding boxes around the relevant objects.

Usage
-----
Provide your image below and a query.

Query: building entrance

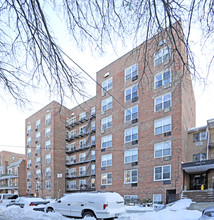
[189,173,208,190]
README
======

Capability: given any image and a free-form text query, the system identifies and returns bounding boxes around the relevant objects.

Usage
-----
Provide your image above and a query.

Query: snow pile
[167,198,193,211]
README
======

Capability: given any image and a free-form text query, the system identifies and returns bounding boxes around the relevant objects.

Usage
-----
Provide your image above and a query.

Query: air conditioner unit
[132,118,138,124]
[164,107,171,113]
[132,97,138,103]
[132,75,138,81]
[164,83,171,88]
[101,130,105,134]
[164,132,171,137]
[131,162,138,166]
[102,92,106,97]
[132,140,138,145]
[101,111,106,115]
[131,183,138,187]
[101,148,106,152]
[101,167,106,171]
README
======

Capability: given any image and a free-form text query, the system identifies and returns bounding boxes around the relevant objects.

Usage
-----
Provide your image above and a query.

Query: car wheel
[83,211,95,218]
[46,207,54,213]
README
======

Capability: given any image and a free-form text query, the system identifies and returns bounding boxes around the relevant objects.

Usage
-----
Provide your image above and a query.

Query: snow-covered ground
[0,199,202,220]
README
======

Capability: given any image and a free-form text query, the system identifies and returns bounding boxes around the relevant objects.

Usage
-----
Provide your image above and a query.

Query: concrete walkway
[188,202,214,212]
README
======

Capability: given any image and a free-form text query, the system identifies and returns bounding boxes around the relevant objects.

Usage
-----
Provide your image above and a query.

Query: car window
[3,194,14,199]
[205,211,214,217]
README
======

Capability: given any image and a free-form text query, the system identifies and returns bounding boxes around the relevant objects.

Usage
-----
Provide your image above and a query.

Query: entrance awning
[181,159,214,173]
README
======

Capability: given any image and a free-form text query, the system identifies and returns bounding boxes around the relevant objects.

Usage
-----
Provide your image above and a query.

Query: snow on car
[45,191,125,219]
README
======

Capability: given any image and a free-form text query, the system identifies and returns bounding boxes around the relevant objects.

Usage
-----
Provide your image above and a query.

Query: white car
[45,192,125,219]
[199,207,214,220]
[0,194,18,206]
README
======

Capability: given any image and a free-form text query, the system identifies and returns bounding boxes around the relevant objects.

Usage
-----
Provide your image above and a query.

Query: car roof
[203,207,214,212]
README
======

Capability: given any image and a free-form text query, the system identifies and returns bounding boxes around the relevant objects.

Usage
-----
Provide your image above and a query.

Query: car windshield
[205,211,214,217]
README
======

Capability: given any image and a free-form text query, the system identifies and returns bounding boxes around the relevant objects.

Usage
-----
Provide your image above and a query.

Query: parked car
[199,207,214,220]
[45,192,125,219]
[0,194,18,206]
[7,197,50,211]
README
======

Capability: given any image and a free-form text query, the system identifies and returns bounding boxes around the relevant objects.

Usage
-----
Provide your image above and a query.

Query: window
[36,182,41,190]
[154,46,170,66]
[70,168,76,177]
[125,85,138,102]
[79,126,86,135]
[79,166,86,176]
[91,178,95,188]
[124,169,138,184]
[45,113,51,125]
[27,148,31,157]
[27,137,31,146]
[124,195,138,202]
[101,135,112,149]
[193,132,207,142]
[27,160,31,168]
[45,180,51,189]
[91,122,95,131]
[36,169,41,178]
[36,132,40,142]
[79,112,86,121]
[154,116,171,135]
[36,145,40,154]
[153,194,162,203]
[45,127,51,137]
[102,78,112,93]
[70,117,76,126]
[91,150,95,160]
[36,157,41,166]
[91,136,95,146]
[155,93,171,112]
[155,70,171,89]
[79,153,86,162]
[80,179,86,188]
[27,171,31,179]
[125,127,138,143]
[67,155,76,164]
[101,154,112,167]
[45,140,51,150]
[91,107,96,116]
[154,165,171,181]
[102,97,112,112]
[67,143,76,151]
[27,125,31,135]
[68,180,76,189]
[79,139,86,149]
[101,115,112,130]
[154,140,171,158]
[125,106,138,122]
[45,167,51,178]
[193,153,206,162]
[46,154,51,164]
[124,148,138,163]
[125,64,138,81]
[101,173,112,185]
[27,182,31,190]
[91,164,95,174]
[36,119,40,130]
[69,130,76,139]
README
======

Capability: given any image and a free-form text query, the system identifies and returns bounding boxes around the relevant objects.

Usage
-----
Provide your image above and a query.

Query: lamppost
[56,173,62,199]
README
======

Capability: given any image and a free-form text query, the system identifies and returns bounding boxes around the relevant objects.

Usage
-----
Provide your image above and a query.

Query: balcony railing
[0,174,18,180]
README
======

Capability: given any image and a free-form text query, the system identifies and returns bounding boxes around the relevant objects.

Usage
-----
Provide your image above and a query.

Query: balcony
[0,184,18,190]
[0,174,18,181]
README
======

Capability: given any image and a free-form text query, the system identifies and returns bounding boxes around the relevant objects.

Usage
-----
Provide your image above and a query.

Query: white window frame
[36,169,41,178]
[70,155,76,164]
[154,46,170,66]
[79,153,86,162]
[27,125,31,135]
[124,127,138,143]
[79,112,86,121]
[125,85,138,102]
[45,113,51,125]
[45,154,51,164]
[153,194,162,203]
[124,169,138,184]
[45,180,51,189]
[101,154,112,167]
[102,77,112,94]
[154,140,172,158]
[154,93,171,112]
[154,116,172,135]
[125,105,138,122]
[91,107,96,115]
[45,140,51,150]
[79,139,86,149]
[27,148,31,157]
[124,148,138,163]
[154,165,171,181]
[125,64,138,81]
[102,97,112,112]
[101,172,112,185]
[79,166,86,176]
[36,145,40,153]
[154,69,171,89]
[45,167,51,178]
[27,137,31,146]
[101,115,112,131]
[101,135,112,149]
[79,179,86,188]
[45,127,51,137]
[36,157,41,166]
[36,119,40,130]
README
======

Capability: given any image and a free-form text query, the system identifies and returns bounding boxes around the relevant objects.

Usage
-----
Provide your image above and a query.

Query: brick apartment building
[0,151,26,195]
[95,24,195,203]
[25,23,196,203]
[182,118,214,202]
[25,101,70,198]
[65,97,96,192]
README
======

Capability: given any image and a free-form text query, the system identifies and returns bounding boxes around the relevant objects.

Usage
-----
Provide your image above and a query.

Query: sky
[0,6,213,155]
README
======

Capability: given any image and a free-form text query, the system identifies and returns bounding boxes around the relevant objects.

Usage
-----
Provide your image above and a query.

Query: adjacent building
[182,118,214,201]
[0,151,26,195]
